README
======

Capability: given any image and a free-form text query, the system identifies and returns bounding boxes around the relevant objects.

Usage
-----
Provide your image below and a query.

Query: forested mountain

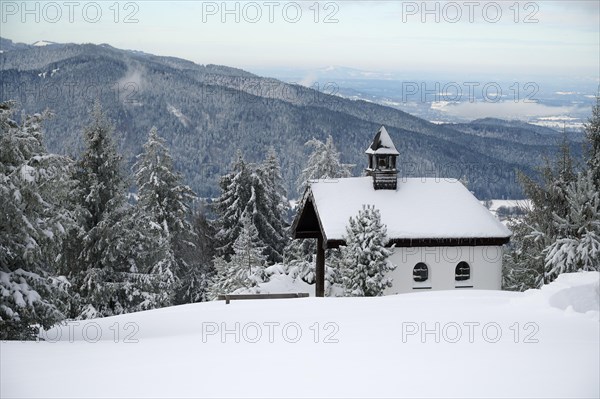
[445,118,584,145]
[0,38,582,199]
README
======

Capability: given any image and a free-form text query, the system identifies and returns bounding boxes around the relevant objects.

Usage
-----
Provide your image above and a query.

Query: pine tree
[544,170,600,277]
[215,149,291,265]
[67,102,127,317]
[210,214,268,298]
[78,205,174,318]
[506,137,578,288]
[325,248,344,296]
[75,102,126,273]
[66,104,170,317]
[0,102,74,339]
[191,203,217,267]
[180,204,216,303]
[283,239,315,283]
[262,147,290,221]
[244,170,281,262]
[340,205,395,297]
[584,95,600,188]
[209,255,234,299]
[296,135,354,194]
[214,150,252,258]
[133,127,199,304]
[506,101,600,289]
[252,147,289,262]
[230,214,268,284]
[502,214,542,291]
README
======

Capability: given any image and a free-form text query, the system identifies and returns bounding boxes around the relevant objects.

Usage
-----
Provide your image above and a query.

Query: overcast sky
[2,1,599,80]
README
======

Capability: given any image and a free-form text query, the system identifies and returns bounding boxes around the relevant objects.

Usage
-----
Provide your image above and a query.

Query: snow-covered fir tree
[283,240,315,283]
[584,95,600,188]
[544,170,600,277]
[180,205,216,303]
[229,214,268,284]
[0,102,73,339]
[78,205,174,318]
[502,216,541,291]
[503,138,577,289]
[296,135,354,194]
[66,104,170,317]
[340,205,395,297]
[245,170,282,261]
[259,146,290,261]
[214,149,289,264]
[325,248,344,296]
[505,99,600,289]
[71,102,126,274]
[133,127,200,304]
[214,150,252,257]
[210,214,268,298]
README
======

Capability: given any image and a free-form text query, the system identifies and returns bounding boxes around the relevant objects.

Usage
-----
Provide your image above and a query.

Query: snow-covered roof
[302,177,511,242]
[365,126,399,155]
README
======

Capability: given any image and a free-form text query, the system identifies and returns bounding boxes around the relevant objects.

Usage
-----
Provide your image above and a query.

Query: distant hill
[0,37,32,52]
[443,118,583,147]
[0,38,583,199]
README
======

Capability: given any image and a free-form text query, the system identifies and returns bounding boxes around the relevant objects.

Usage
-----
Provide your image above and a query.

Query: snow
[235,272,314,295]
[1,270,43,309]
[19,165,35,183]
[167,104,190,127]
[1,272,598,398]
[484,199,532,213]
[365,126,399,155]
[307,177,512,241]
[32,40,55,47]
[11,291,27,308]
[545,273,600,315]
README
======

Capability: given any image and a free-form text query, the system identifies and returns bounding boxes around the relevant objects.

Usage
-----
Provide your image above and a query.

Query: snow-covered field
[2,272,598,398]
[485,199,532,213]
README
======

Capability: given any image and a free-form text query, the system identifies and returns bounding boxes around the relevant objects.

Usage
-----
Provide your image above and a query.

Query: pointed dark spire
[365,126,398,190]
[365,126,399,155]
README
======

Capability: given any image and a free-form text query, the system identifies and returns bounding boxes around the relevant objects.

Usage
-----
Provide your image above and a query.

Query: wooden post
[316,236,325,297]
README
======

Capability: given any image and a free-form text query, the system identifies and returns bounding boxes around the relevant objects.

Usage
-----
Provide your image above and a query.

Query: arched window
[455,261,471,281]
[413,262,429,282]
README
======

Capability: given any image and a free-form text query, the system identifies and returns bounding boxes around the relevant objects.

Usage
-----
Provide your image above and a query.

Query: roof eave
[326,236,511,248]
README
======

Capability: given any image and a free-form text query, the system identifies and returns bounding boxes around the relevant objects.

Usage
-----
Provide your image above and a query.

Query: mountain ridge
[0,38,582,199]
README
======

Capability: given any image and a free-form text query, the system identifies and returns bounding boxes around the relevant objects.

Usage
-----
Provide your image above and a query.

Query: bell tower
[365,126,399,190]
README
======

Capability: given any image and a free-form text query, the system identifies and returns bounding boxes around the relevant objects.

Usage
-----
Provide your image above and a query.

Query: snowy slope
[1,272,598,398]
[486,199,532,213]
[31,40,57,47]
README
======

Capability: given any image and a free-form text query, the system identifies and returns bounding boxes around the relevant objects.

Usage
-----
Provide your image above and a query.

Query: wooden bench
[217,293,310,304]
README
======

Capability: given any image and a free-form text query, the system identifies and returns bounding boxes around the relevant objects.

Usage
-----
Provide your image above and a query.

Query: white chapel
[291,126,512,296]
